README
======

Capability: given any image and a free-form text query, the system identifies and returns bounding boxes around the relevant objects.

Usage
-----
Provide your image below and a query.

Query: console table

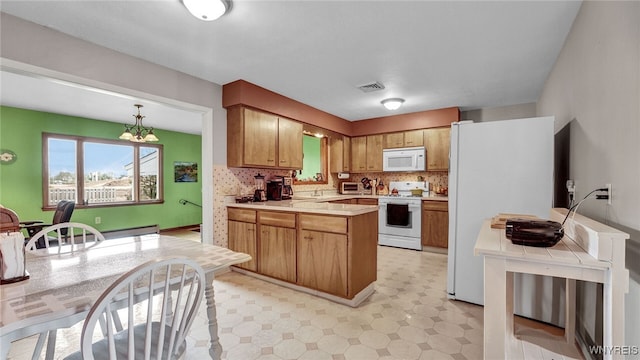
[475,208,629,359]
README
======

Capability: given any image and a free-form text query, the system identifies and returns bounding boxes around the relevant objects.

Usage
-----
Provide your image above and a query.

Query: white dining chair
[25,221,106,253]
[63,257,205,360]
[25,222,106,360]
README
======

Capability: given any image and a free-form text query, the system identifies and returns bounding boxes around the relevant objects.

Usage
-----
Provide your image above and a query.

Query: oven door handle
[380,203,422,210]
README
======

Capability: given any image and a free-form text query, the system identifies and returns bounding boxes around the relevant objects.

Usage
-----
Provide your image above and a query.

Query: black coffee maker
[280,176,293,200]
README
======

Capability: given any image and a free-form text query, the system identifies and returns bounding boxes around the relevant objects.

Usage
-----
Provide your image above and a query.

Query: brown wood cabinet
[298,229,348,297]
[404,130,424,147]
[383,132,405,148]
[228,207,377,300]
[278,117,303,169]
[329,135,351,173]
[329,199,357,204]
[228,208,258,271]
[421,200,448,248]
[350,136,367,172]
[383,130,424,148]
[298,212,377,299]
[424,127,451,171]
[356,198,378,206]
[365,135,383,171]
[227,106,302,169]
[257,211,297,283]
[259,226,296,281]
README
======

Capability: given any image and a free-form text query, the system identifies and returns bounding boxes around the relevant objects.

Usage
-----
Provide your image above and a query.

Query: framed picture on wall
[174,161,198,182]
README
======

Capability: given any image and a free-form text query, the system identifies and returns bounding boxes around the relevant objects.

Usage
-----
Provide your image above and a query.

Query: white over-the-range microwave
[382,146,426,172]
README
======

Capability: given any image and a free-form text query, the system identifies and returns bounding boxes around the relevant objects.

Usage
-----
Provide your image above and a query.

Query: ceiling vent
[357,81,385,93]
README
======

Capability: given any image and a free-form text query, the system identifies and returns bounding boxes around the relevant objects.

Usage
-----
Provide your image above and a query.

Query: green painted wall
[0,106,202,231]
[298,135,321,181]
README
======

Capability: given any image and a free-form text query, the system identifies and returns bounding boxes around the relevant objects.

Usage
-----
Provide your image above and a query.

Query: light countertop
[226,193,447,215]
[421,194,448,201]
[227,200,377,216]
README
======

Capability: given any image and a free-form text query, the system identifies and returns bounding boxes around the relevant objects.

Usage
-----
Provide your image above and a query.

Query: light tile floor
[7,234,579,359]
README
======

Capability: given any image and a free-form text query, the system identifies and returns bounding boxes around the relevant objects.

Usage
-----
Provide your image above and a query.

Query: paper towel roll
[1,231,25,280]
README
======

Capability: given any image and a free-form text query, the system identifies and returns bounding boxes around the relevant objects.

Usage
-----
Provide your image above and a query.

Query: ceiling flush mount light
[119,104,159,143]
[381,98,405,111]
[183,0,231,21]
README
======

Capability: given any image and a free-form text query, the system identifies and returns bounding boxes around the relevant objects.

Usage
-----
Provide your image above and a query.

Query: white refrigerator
[447,117,562,324]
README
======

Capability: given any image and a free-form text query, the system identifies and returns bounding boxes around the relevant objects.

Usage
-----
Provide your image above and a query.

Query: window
[43,133,163,208]
[294,134,328,185]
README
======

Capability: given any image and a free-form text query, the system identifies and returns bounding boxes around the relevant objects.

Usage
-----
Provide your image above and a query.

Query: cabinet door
[383,132,404,148]
[329,136,344,173]
[243,108,278,167]
[342,136,351,172]
[365,135,383,171]
[228,220,257,271]
[298,230,348,297]
[404,130,424,147]
[421,204,449,248]
[259,225,296,282]
[350,136,367,172]
[424,127,451,171]
[278,117,303,169]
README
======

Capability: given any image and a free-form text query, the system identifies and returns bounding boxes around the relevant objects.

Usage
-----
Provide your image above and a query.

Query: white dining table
[0,234,251,360]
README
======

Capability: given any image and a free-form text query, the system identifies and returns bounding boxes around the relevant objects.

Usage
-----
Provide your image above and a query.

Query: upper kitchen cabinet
[278,117,303,168]
[404,130,424,147]
[227,106,303,169]
[330,135,350,173]
[351,135,383,172]
[424,127,451,171]
[383,132,404,148]
[366,135,383,171]
[383,130,424,149]
[350,136,367,172]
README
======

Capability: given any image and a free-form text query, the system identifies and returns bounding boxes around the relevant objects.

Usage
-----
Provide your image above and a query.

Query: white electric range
[378,181,429,250]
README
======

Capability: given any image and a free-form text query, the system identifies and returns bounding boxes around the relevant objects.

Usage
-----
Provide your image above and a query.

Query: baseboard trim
[160,224,202,233]
[230,267,375,307]
[102,225,159,239]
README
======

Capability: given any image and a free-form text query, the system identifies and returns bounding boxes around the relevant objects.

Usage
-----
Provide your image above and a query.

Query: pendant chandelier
[119,104,159,143]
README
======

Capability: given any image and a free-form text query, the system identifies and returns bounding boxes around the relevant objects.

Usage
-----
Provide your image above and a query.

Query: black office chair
[21,200,75,248]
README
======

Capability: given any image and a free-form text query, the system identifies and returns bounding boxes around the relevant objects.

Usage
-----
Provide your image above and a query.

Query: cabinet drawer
[422,201,448,212]
[299,214,347,234]
[357,198,378,206]
[259,211,296,228]
[228,208,257,223]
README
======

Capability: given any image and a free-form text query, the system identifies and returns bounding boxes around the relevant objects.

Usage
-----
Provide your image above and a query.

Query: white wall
[537,1,640,350]
[460,102,537,122]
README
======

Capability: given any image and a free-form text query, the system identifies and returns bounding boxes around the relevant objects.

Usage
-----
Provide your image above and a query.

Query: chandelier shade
[119,104,159,143]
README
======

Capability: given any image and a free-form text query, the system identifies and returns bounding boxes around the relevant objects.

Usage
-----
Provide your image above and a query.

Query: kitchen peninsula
[226,199,378,307]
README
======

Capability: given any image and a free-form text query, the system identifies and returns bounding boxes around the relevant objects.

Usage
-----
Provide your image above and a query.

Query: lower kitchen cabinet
[227,206,377,301]
[228,218,258,271]
[421,200,449,248]
[298,229,348,297]
[356,198,378,206]
[258,211,297,283]
[329,199,357,204]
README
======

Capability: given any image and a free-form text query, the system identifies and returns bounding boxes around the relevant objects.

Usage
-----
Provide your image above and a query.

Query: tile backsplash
[213,165,448,247]
[346,172,448,192]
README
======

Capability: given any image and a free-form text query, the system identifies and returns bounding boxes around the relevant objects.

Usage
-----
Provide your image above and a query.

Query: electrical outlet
[606,183,612,205]
[566,179,575,195]
[95,216,101,224]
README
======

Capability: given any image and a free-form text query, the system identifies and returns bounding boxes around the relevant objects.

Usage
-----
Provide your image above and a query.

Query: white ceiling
[0,0,582,134]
